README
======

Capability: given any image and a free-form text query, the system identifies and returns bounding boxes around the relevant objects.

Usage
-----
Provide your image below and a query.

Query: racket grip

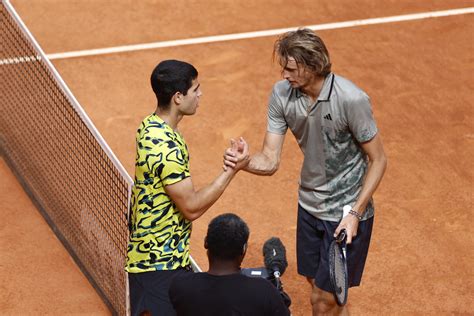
[343,205,351,218]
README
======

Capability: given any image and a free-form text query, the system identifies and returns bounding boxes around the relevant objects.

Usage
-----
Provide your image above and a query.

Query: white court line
[42,7,473,60]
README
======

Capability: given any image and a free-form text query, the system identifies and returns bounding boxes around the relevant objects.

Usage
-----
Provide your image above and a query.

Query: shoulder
[272,80,293,99]
[241,277,289,314]
[138,116,170,141]
[333,74,369,102]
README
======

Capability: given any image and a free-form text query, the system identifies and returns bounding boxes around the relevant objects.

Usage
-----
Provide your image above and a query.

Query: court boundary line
[45,7,474,60]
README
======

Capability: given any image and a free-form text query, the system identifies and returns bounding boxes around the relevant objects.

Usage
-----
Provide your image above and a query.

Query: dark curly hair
[206,213,250,260]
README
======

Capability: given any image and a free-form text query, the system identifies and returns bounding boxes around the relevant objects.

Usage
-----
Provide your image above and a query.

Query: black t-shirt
[169,272,290,316]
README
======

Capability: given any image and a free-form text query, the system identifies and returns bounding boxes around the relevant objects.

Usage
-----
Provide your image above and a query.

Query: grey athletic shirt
[267,73,378,221]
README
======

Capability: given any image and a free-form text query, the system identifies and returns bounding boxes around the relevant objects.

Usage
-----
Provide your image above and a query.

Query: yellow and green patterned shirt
[126,113,191,273]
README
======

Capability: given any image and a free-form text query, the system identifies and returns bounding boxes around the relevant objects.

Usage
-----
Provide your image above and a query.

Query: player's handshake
[223,136,249,171]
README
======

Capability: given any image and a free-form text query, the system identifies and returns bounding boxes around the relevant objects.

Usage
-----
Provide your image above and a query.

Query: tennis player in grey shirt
[224,28,387,315]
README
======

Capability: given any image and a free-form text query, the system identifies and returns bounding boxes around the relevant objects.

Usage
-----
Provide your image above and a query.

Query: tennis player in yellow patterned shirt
[126,60,249,316]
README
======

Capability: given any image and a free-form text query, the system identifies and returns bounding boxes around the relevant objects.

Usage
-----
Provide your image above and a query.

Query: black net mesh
[1,2,131,314]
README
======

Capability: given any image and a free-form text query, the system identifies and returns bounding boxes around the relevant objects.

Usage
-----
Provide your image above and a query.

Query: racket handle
[343,205,351,218]
[336,229,347,243]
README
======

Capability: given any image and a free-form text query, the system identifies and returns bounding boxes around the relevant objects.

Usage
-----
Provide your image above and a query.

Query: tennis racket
[329,228,348,306]
[329,204,351,306]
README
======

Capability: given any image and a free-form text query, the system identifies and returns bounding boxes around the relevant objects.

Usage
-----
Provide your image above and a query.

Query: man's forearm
[175,139,249,221]
[187,169,236,220]
[353,157,387,215]
[244,152,279,176]
[199,169,236,208]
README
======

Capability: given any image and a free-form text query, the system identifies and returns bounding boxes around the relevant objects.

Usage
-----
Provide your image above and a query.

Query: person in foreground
[224,29,387,315]
[169,213,290,316]
[126,60,249,316]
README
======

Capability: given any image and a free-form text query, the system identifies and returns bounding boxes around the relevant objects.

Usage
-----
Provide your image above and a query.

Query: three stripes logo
[324,113,333,121]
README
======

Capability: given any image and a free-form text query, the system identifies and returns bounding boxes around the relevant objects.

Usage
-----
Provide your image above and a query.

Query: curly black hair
[206,213,250,260]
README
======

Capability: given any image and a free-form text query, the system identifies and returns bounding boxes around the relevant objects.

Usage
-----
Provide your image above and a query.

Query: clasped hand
[222,137,249,171]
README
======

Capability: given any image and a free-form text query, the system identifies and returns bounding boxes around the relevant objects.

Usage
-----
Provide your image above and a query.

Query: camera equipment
[241,237,291,307]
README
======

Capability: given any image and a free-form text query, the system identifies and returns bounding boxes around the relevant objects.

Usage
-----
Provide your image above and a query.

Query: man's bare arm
[224,132,285,176]
[166,139,249,222]
[335,133,387,243]
[353,133,387,216]
[165,170,235,222]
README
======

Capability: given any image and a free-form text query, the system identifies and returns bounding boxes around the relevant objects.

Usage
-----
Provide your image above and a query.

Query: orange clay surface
[1,1,473,315]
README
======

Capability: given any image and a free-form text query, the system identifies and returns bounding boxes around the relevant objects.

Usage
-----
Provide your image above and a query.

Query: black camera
[241,237,292,308]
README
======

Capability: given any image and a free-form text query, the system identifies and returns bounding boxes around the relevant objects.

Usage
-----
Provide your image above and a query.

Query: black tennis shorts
[296,204,374,293]
[129,267,192,316]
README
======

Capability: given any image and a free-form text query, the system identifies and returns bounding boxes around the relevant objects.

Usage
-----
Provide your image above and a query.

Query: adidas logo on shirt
[324,113,333,121]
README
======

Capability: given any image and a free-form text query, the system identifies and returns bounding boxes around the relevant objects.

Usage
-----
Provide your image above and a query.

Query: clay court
[1,0,473,315]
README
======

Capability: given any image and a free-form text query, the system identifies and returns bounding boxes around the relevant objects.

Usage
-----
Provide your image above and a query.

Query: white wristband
[343,205,351,218]
[343,205,363,220]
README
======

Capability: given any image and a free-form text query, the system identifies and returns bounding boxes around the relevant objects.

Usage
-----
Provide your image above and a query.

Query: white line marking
[36,7,474,60]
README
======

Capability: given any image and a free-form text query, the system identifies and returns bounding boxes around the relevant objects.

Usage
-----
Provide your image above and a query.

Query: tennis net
[1,1,132,314]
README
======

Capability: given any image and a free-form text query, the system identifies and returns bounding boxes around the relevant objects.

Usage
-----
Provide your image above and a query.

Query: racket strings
[334,247,346,295]
[329,241,348,305]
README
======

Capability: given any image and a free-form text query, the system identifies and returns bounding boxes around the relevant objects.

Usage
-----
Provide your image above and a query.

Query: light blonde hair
[274,28,332,77]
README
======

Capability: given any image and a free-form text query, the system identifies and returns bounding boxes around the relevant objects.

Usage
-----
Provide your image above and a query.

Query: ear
[242,243,248,255]
[204,236,208,249]
[172,91,183,105]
